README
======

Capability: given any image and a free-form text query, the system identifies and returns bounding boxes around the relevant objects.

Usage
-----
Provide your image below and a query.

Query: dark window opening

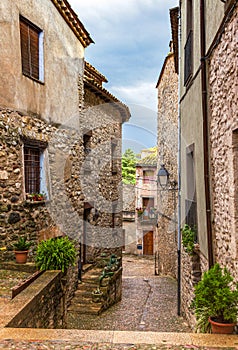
[184,0,193,85]
[24,146,40,194]
[83,131,92,155]
[143,170,154,184]
[111,140,118,175]
[185,144,197,229]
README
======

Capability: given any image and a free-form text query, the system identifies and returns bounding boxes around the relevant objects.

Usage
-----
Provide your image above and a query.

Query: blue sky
[69,0,178,153]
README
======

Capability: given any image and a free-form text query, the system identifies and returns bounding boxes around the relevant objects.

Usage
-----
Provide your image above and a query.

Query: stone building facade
[156,28,178,277]
[209,2,238,279]
[178,0,238,327]
[135,148,157,256]
[0,0,130,281]
[122,184,136,254]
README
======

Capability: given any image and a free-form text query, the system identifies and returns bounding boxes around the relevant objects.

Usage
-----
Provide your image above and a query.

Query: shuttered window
[20,16,43,81]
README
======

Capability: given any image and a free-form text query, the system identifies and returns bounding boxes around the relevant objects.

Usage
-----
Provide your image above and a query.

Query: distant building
[155,9,179,277]
[135,148,157,256]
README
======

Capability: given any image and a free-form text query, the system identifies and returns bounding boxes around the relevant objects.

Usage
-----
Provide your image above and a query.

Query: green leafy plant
[92,287,102,295]
[182,224,196,255]
[35,236,76,273]
[13,236,33,251]
[122,148,137,184]
[192,263,238,332]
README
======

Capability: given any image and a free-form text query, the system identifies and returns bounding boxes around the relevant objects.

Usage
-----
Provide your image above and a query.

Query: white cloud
[110,82,157,111]
[68,0,178,152]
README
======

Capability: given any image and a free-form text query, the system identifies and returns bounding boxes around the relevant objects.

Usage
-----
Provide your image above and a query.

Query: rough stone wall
[0,109,56,260]
[4,268,77,329]
[122,184,136,254]
[181,248,208,329]
[0,108,87,260]
[100,267,122,311]
[0,91,125,264]
[156,53,178,277]
[209,3,238,280]
[79,88,124,260]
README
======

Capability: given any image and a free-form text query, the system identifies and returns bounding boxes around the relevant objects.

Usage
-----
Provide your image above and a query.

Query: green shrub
[182,224,196,255]
[193,263,238,332]
[13,236,33,251]
[35,236,77,273]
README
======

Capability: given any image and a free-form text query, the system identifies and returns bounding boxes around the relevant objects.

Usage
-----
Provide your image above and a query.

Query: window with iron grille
[20,16,44,81]
[24,146,41,194]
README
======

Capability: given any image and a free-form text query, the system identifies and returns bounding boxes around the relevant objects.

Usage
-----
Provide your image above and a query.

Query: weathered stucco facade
[0,0,91,124]
[156,45,178,277]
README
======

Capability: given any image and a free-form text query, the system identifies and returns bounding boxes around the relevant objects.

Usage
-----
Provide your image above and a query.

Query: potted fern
[193,263,238,333]
[35,236,76,272]
[13,236,33,264]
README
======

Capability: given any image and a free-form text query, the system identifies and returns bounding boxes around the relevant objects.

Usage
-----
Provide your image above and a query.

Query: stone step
[68,266,106,316]
[82,263,94,273]
[82,277,100,285]
[68,302,103,315]
[72,295,93,304]
[74,288,95,298]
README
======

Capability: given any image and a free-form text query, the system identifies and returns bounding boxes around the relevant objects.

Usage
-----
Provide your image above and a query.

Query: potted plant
[92,287,103,303]
[193,263,238,333]
[13,236,33,264]
[27,193,46,202]
[136,207,143,217]
[35,236,76,272]
[182,224,197,255]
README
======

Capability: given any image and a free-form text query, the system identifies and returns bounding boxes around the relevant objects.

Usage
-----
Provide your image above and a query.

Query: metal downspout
[177,0,182,316]
[200,0,214,268]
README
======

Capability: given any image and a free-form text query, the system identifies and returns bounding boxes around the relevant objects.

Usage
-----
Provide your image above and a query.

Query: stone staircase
[67,264,104,316]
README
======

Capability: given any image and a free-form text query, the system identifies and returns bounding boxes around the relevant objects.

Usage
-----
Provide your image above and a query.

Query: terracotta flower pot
[92,292,103,303]
[14,250,28,264]
[209,317,235,334]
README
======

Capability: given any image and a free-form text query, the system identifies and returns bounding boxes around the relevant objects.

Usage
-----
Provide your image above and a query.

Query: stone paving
[67,254,191,333]
[0,255,237,349]
[0,268,31,309]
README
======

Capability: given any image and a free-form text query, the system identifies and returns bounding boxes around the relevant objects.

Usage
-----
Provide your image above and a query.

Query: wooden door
[143,231,154,255]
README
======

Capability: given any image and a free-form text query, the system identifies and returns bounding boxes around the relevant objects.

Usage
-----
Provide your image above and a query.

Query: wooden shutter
[20,17,40,80]
[20,20,30,76]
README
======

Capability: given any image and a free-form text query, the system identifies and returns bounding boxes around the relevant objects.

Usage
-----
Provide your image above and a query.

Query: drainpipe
[177,1,182,316]
[200,0,214,268]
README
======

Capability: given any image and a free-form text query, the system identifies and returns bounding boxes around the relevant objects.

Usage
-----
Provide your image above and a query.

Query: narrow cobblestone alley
[67,254,191,333]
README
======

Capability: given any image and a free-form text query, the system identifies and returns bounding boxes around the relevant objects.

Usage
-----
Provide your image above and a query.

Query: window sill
[22,73,45,85]
[24,199,49,206]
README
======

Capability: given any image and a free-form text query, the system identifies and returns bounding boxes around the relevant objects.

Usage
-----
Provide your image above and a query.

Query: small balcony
[137,209,157,225]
